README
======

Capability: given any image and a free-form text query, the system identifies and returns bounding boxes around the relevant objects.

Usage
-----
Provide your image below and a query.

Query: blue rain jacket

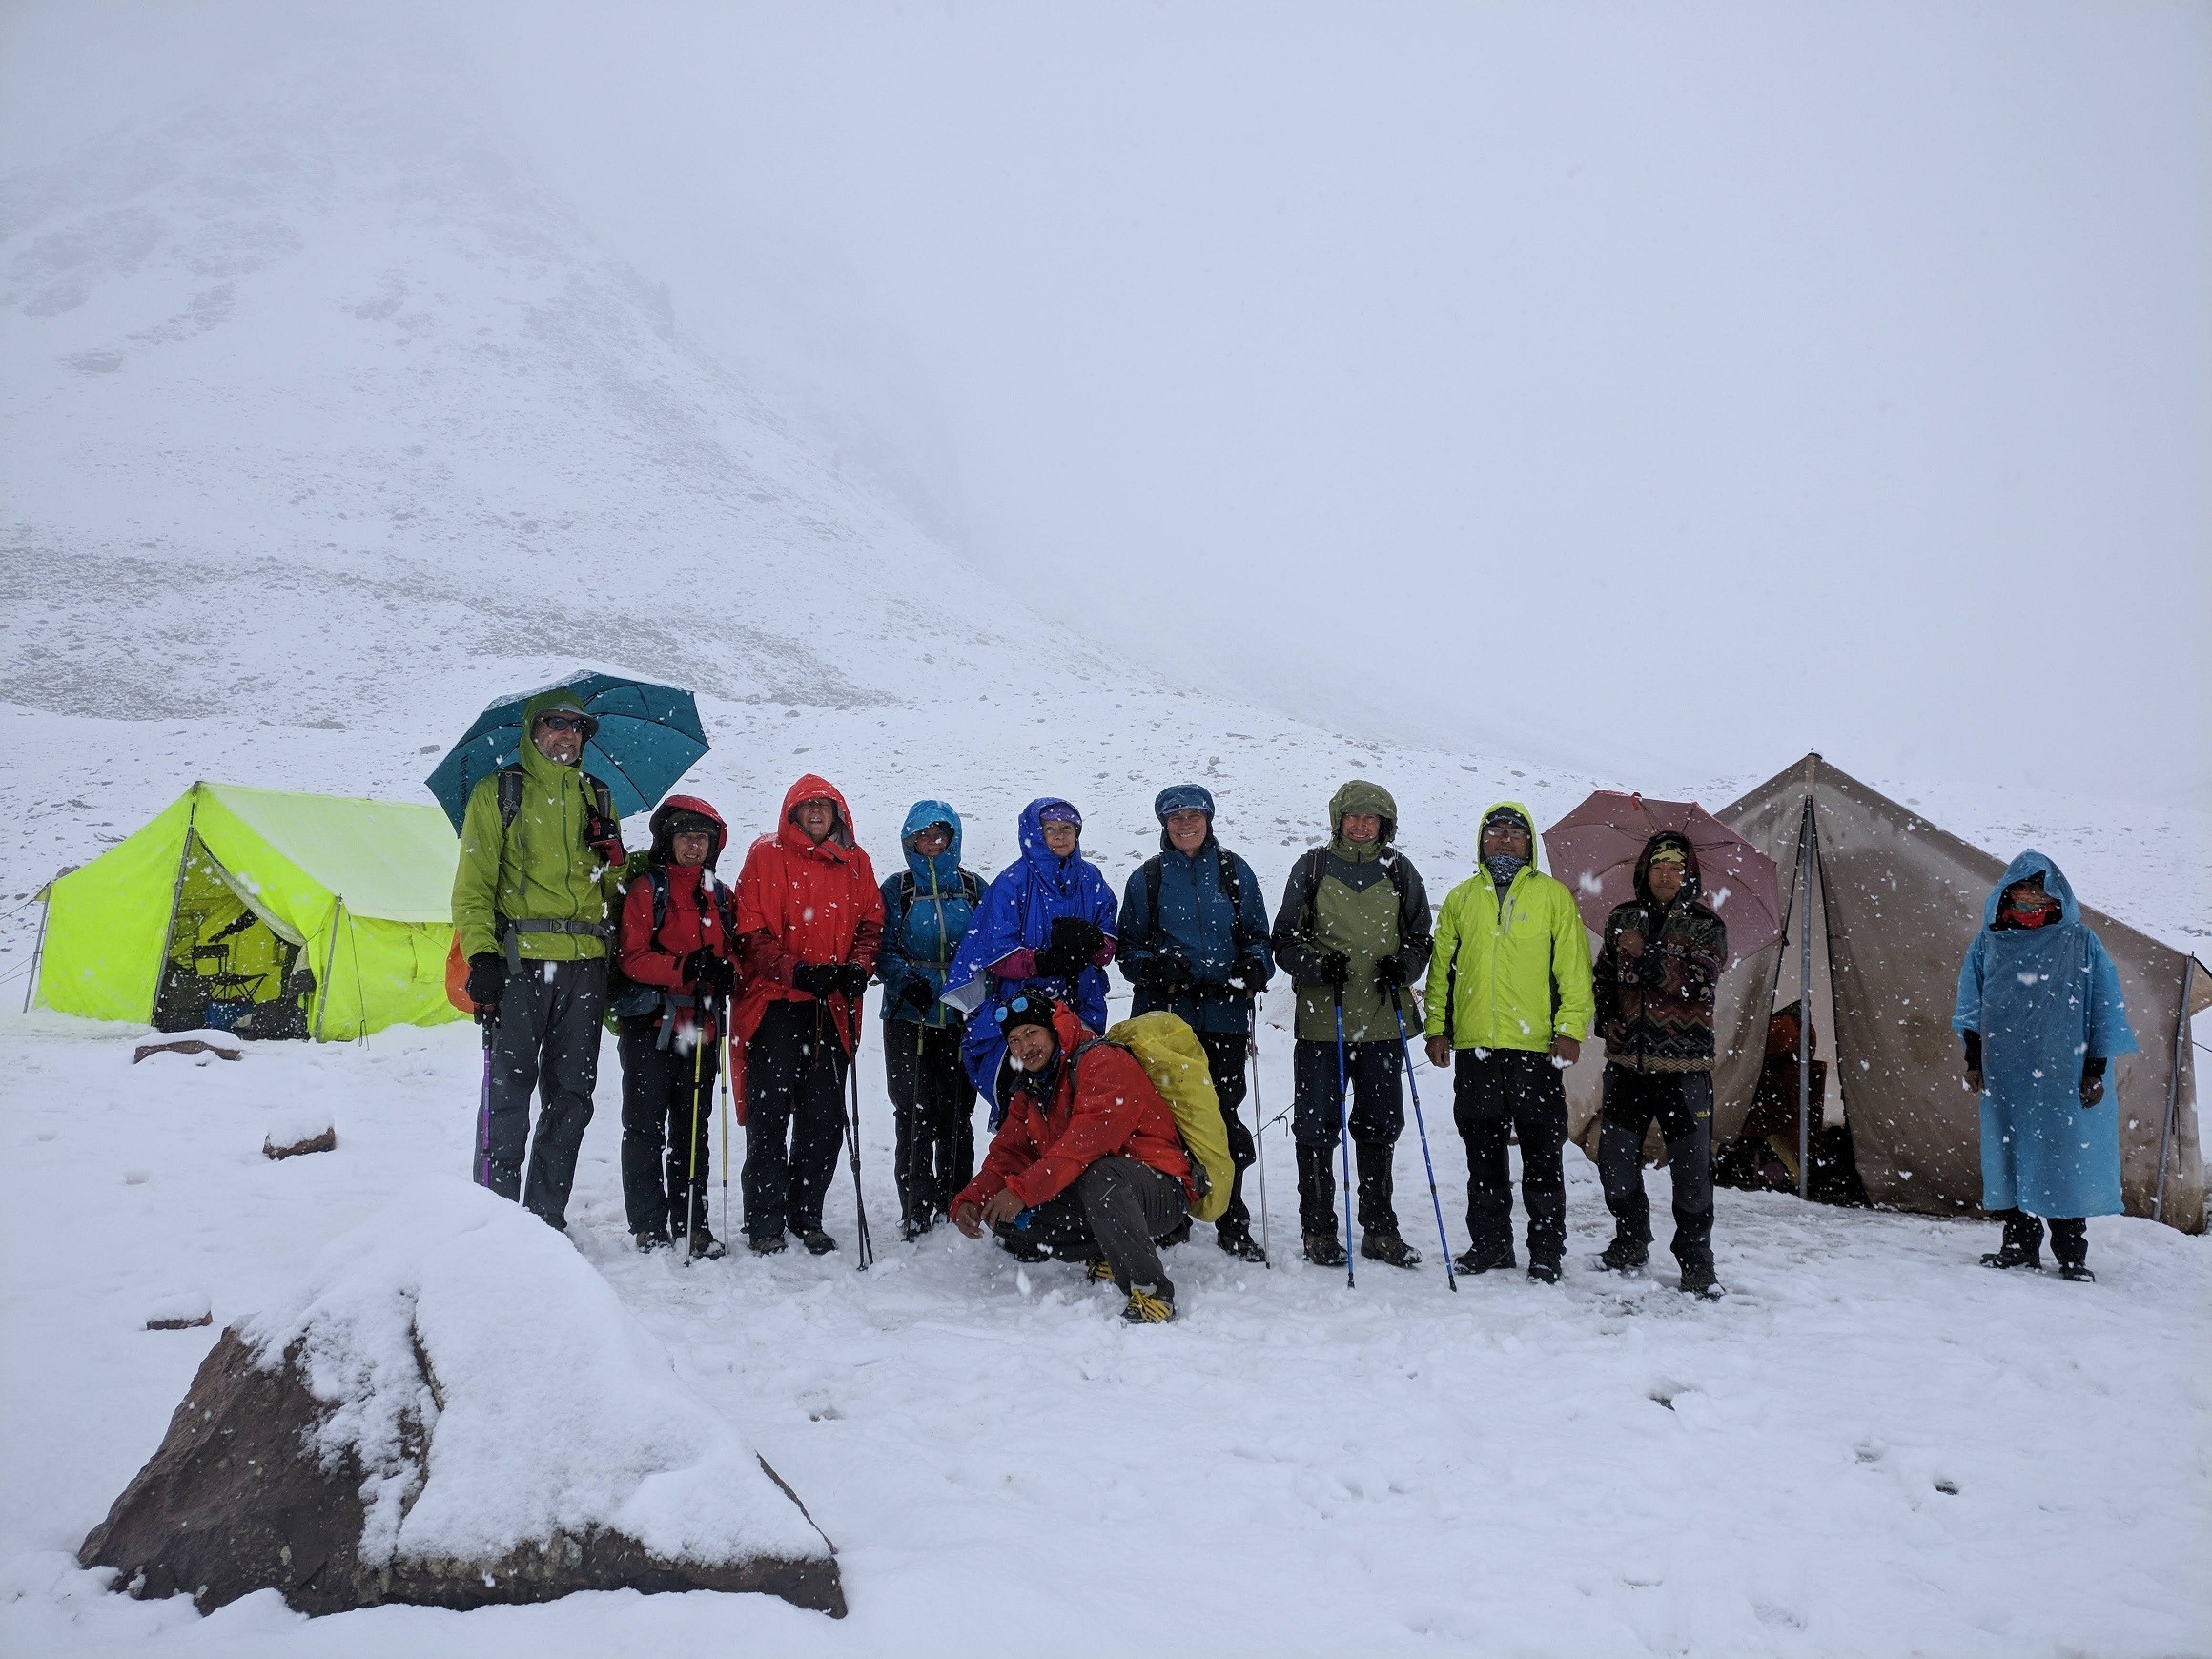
[1117,786,1275,1034]
[876,800,982,1030]
[1953,850,2138,1218]
[943,797,1119,1095]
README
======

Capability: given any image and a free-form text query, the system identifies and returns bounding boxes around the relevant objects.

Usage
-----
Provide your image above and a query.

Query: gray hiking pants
[994,1156,1189,1296]
[477,955,606,1230]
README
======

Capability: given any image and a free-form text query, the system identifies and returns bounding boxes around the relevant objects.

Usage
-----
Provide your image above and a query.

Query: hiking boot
[1360,1230,1423,1269]
[748,1232,789,1256]
[1454,1244,1516,1275]
[1980,1210,2043,1271]
[1000,1233,1050,1263]
[634,1229,670,1254]
[1217,1229,1269,1264]
[796,1228,837,1256]
[1084,1258,1117,1283]
[687,1228,726,1261]
[1526,1256,1563,1285]
[1158,1217,1194,1248]
[1302,1230,1347,1268]
[1122,1284,1176,1324]
[1598,1235,1649,1274]
[2058,1262,2097,1283]
[1678,1259,1724,1299]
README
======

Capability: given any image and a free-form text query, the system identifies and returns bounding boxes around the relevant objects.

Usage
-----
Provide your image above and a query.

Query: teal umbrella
[426,673,708,832]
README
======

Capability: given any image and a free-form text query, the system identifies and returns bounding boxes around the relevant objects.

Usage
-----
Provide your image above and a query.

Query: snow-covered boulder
[262,1104,337,1160]
[78,1178,843,1617]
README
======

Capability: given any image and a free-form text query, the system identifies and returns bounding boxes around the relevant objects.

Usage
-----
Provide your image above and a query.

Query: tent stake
[2154,957,2193,1224]
[1796,792,1815,1202]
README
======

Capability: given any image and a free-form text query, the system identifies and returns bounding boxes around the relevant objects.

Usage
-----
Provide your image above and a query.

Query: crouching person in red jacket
[952,995,1194,1324]
[614,796,737,1260]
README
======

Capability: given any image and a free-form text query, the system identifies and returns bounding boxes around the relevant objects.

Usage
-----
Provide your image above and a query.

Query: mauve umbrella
[1542,791,1781,970]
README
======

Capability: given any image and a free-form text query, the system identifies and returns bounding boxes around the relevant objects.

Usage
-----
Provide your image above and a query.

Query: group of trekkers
[452,688,2139,1325]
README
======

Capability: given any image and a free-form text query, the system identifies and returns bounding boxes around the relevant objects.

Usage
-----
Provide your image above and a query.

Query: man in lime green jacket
[452,687,627,1230]
[1424,801,1594,1281]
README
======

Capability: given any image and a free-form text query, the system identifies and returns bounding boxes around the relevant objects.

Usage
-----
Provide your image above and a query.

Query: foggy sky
[7,1,2205,801]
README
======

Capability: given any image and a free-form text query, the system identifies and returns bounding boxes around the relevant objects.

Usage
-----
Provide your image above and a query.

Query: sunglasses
[537,714,589,734]
[993,995,1041,1027]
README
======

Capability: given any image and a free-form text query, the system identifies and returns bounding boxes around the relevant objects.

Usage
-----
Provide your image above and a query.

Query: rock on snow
[78,1178,843,1619]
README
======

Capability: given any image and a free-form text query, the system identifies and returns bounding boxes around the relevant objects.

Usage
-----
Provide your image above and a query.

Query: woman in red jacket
[952,996,1194,1324]
[613,797,737,1259]
[732,775,884,1256]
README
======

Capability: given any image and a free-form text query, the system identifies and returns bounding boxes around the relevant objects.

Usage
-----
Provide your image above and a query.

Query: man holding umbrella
[1589,832,1728,1296]
[453,687,628,1232]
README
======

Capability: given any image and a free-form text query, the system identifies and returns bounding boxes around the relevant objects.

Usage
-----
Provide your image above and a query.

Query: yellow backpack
[1101,1012,1236,1223]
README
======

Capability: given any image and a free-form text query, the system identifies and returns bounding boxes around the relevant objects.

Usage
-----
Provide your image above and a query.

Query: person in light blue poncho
[1954,850,2137,1281]
[939,798,1118,1117]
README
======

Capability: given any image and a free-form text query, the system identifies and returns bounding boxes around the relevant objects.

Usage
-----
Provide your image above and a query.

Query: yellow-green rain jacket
[1423,800,1595,1053]
[451,688,624,963]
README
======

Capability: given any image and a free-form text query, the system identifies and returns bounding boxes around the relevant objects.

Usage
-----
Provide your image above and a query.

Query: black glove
[2079,1055,2106,1109]
[1313,951,1350,991]
[584,808,625,866]
[1374,956,1408,994]
[466,952,504,1013]
[791,961,841,997]
[897,977,938,1013]
[1228,956,1270,998]
[835,962,871,998]
[682,950,735,998]
[1961,1030,1982,1094]
[1146,952,1196,995]
[1049,916,1104,961]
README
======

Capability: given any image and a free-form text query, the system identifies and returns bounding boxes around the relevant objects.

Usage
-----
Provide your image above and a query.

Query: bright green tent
[31,782,464,1042]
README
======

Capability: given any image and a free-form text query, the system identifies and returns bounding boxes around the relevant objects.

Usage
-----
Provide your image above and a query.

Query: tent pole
[154,788,201,1024]
[313,897,343,1043]
[1797,794,1815,1202]
[20,881,54,1014]
[2154,956,2193,1225]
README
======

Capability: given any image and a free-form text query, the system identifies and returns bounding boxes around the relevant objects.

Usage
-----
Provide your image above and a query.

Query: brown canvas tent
[1680,755,2208,1233]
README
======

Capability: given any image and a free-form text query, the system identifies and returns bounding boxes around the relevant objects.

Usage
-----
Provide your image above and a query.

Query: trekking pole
[684,1006,707,1263]
[473,1010,496,1188]
[1393,999,1457,1292]
[846,1016,875,1270]
[719,1008,732,1247]
[1334,983,1355,1289]
[1248,996,1272,1269]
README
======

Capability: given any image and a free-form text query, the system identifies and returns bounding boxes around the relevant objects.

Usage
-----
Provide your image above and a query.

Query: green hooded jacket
[1423,799,1594,1053]
[1269,780,1432,1043]
[450,688,624,962]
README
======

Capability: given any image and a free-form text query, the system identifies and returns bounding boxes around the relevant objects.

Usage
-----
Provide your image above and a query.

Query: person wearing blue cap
[1117,784,1275,1260]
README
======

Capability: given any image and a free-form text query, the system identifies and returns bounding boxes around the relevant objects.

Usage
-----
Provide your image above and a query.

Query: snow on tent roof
[199,784,458,924]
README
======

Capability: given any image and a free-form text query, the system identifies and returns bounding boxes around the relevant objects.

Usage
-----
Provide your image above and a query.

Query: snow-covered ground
[3,1001,2207,1658]
[3,45,2207,1659]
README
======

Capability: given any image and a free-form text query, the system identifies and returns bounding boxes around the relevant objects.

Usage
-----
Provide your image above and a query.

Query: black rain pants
[618,1014,719,1240]
[476,955,605,1231]
[742,998,850,1241]
[885,1020,978,1228]
[1597,1066,1714,1269]
[1292,1037,1403,1236]
[1453,1046,1569,1265]
[992,1156,1189,1296]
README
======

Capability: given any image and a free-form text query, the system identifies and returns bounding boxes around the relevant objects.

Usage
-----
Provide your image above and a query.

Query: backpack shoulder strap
[898,870,918,908]
[497,765,525,830]
[1299,848,1329,927]
[584,773,614,820]
[1141,856,1164,949]
[962,870,984,906]
[1215,846,1245,920]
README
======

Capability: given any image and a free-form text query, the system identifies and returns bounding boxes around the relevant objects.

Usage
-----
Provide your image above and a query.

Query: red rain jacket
[955,1002,1194,1212]
[732,774,884,1060]
[615,795,735,1044]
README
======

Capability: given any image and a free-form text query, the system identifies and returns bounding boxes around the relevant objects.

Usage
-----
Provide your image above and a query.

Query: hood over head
[1327,780,1398,848]
[901,799,964,889]
[648,794,727,868]
[519,686,596,780]
[1632,830,1703,904]
[1983,850,2081,929]
[1018,797,1085,870]
[778,773,856,853]
[1154,784,1216,852]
